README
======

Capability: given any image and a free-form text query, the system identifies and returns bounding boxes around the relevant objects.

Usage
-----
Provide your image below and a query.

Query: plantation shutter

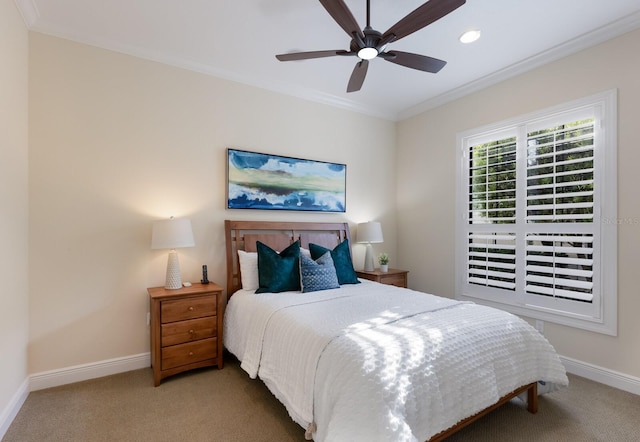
[524,118,596,303]
[457,90,616,335]
[466,135,517,291]
[525,120,595,223]
[468,233,516,290]
[468,136,517,224]
[525,233,594,302]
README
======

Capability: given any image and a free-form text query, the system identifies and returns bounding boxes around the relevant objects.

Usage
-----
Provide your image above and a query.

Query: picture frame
[226,148,346,212]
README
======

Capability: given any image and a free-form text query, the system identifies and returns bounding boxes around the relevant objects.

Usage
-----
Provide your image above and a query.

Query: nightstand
[148,282,224,386]
[356,268,409,288]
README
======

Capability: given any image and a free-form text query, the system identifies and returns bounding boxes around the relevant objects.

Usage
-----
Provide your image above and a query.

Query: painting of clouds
[227,149,346,212]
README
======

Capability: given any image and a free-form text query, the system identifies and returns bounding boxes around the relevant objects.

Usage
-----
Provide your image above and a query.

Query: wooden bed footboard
[427,382,538,441]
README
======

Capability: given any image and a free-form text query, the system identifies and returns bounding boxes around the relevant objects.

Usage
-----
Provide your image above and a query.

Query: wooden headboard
[224,220,351,297]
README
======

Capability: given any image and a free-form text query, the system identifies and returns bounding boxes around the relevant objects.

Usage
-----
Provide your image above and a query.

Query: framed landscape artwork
[226,148,346,212]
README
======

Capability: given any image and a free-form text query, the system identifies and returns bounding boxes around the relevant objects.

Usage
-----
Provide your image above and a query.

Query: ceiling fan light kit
[275,0,467,92]
[357,47,378,60]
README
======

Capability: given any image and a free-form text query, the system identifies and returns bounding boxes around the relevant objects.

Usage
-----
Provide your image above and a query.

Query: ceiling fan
[276,0,466,93]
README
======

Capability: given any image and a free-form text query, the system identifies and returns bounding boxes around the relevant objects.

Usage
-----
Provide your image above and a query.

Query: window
[455,90,617,335]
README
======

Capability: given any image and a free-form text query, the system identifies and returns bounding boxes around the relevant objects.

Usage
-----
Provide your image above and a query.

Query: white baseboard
[3,352,637,440]
[28,352,640,395]
[561,355,640,395]
[29,352,151,391]
[0,378,29,440]
[1,353,150,437]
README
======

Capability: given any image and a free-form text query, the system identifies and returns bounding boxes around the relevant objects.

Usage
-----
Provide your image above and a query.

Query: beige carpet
[3,357,639,442]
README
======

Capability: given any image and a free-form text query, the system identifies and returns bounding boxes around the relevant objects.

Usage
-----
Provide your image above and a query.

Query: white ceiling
[15,0,640,120]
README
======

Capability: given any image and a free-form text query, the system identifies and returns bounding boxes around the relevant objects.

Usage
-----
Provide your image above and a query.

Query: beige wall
[0,0,29,426]
[397,29,640,378]
[17,10,640,387]
[28,33,397,373]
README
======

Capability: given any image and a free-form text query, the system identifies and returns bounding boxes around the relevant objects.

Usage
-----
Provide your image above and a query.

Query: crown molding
[13,0,39,28]
[16,2,640,122]
[27,20,396,121]
[397,10,640,121]
[174,58,395,121]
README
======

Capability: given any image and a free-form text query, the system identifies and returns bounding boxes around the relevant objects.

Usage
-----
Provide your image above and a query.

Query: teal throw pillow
[256,240,301,293]
[309,239,360,285]
[300,252,340,293]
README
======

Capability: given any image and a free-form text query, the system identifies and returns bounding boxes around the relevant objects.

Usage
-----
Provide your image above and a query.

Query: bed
[223,220,568,441]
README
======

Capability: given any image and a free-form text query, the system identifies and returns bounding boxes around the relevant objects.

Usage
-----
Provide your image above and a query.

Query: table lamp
[151,217,195,289]
[357,221,383,271]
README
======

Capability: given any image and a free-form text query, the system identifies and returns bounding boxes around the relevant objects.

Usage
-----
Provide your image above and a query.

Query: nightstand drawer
[356,268,408,288]
[379,274,407,287]
[161,317,216,346]
[161,338,217,370]
[161,296,216,323]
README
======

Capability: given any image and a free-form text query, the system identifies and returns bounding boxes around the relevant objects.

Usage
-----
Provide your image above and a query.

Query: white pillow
[237,250,259,291]
[237,247,310,291]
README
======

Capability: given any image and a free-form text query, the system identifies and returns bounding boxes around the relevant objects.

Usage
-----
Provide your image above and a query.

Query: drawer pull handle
[188,306,194,311]
[189,352,194,356]
[189,329,194,334]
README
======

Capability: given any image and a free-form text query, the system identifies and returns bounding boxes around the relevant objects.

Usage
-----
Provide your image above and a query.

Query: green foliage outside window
[469,119,594,225]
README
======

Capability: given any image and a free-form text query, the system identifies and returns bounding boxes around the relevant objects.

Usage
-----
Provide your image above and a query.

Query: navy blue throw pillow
[256,240,301,293]
[309,239,360,285]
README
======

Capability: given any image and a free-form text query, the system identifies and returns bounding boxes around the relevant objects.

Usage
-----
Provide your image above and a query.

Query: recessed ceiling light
[459,29,481,44]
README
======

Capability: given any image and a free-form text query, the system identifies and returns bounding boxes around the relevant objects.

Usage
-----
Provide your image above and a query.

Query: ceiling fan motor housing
[352,27,389,60]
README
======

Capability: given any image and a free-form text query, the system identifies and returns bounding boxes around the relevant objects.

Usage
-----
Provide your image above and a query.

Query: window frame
[455,90,617,336]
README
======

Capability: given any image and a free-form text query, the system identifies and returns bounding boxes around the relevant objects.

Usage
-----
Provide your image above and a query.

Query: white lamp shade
[151,217,195,290]
[356,221,383,244]
[357,221,383,272]
[151,218,195,250]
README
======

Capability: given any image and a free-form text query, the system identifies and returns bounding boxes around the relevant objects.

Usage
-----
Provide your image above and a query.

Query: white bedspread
[224,280,568,442]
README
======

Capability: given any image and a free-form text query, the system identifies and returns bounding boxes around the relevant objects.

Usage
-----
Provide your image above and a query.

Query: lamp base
[364,243,375,272]
[165,250,183,289]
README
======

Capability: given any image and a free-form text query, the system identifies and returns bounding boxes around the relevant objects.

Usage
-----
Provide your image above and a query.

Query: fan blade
[382,0,466,42]
[276,50,350,61]
[319,0,363,39]
[347,60,369,93]
[384,51,446,73]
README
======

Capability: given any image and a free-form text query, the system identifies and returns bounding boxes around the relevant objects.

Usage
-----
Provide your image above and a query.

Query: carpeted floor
[3,356,639,441]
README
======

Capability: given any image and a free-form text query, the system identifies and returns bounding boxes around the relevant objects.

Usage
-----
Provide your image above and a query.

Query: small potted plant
[378,252,389,272]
